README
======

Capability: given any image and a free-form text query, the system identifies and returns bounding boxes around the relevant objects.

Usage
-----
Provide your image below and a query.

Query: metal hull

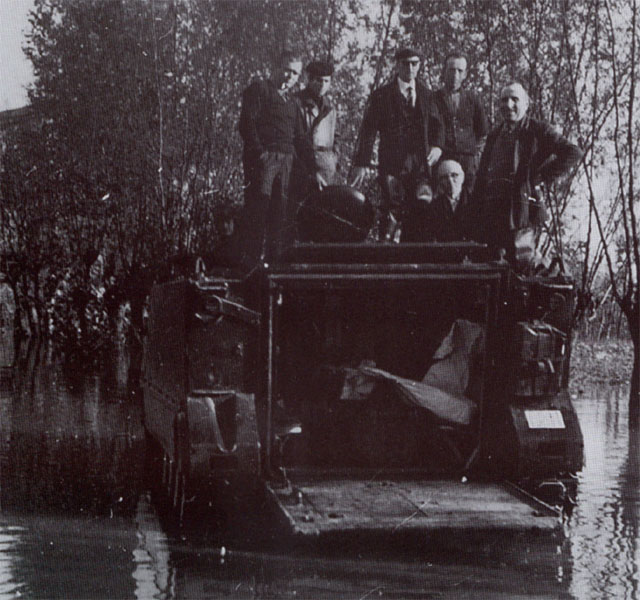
[141,242,584,534]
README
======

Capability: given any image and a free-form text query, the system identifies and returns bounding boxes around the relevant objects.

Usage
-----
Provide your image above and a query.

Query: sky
[0,0,35,111]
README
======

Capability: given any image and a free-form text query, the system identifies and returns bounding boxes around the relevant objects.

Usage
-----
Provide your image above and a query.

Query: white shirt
[397,78,416,107]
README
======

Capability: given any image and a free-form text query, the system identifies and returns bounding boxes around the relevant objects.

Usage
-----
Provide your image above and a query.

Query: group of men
[237,46,583,269]
[236,52,337,265]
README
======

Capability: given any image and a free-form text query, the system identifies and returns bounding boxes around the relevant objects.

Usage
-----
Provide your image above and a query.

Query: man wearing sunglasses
[350,47,444,240]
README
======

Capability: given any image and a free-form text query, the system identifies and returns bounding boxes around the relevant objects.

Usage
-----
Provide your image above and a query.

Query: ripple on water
[0,524,27,599]
[570,383,640,600]
[0,352,639,598]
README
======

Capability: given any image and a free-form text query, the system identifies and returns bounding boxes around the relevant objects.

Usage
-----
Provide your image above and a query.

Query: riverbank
[570,337,634,393]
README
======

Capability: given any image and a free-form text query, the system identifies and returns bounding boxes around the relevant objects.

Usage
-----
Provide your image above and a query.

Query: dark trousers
[238,151,294,266]
[482,188,537,271]
[290,149,337,206]
[379,155,432,241]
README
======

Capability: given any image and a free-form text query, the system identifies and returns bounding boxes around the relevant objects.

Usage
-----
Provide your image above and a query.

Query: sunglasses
[401,60,420,66]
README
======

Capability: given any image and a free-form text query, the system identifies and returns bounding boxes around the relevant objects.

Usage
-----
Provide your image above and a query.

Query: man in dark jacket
[350,47,444,239]
[402,159,471,242]
[432,53,488,188]
[472,82,583,267]
[237,51,304,265]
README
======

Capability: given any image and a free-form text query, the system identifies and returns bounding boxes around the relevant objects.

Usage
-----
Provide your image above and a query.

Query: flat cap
[306,60,334,77]
[395,47,421,61]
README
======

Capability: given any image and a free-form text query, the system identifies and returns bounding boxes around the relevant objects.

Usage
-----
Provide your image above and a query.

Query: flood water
[0,342,637,599]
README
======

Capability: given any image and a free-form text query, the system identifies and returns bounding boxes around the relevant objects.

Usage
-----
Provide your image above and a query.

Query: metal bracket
[195,294,260,327]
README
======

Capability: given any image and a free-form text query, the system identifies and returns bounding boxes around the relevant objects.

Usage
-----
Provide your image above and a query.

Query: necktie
[406,87,415,108]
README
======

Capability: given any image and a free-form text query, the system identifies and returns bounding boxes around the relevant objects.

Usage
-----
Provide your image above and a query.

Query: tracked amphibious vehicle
[142,186,583,536]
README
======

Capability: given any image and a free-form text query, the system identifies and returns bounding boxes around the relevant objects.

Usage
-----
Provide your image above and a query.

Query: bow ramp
[267,478,560,537]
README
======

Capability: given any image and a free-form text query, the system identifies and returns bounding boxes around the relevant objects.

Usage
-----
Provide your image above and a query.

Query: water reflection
[0,345,145,518]
[0,525,26,598]
[621,429,640,600]
[0,344,637,598]
[0,342,146,598]
[570,384,640,600]
[133,493,175,599]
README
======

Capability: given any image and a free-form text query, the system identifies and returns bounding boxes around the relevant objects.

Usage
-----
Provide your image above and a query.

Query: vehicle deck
[267,478,560,537]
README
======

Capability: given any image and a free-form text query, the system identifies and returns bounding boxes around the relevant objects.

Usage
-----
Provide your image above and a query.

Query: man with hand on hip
[472,82,583,269]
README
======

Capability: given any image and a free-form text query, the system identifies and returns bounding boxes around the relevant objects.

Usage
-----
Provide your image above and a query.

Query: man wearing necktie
[237,51,304,265]
[350,47,444,240]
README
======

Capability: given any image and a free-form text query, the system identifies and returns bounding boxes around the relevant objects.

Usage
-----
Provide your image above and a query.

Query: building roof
[0,106,33,131]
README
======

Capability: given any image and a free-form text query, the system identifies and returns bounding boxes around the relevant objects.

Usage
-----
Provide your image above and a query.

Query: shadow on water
[0,344,637,598]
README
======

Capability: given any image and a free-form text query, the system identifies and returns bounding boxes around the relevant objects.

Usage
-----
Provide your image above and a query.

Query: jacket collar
[435,189,467,213]
[499,113,531,134]
[298,87,331,112]
[268,78,293,101]
[397,77,416,97]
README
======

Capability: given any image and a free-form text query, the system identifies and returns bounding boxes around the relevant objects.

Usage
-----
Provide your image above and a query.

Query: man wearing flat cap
[351,47,444,239]
[295,60,338,192]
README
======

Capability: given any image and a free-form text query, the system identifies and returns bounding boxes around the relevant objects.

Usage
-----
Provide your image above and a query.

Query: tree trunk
[126,286,146,402]
[628,311,640,431]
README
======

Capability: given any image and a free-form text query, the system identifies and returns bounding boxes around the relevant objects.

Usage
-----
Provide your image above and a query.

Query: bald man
[472,82,583,267]
[402,159,471,242]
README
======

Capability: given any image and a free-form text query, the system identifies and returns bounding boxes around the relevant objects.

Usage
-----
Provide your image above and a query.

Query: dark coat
[472,116,583,233]
[402,190,472,243]
[353,78,444,176]
[238,79,303,160]
[432,89,488,158]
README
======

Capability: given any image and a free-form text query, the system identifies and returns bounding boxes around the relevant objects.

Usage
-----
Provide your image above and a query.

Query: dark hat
[306,60,334,77]
[395,47,421,61]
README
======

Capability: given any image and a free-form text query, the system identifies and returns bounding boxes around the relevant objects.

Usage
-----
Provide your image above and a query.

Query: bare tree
[560,0,639,420]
